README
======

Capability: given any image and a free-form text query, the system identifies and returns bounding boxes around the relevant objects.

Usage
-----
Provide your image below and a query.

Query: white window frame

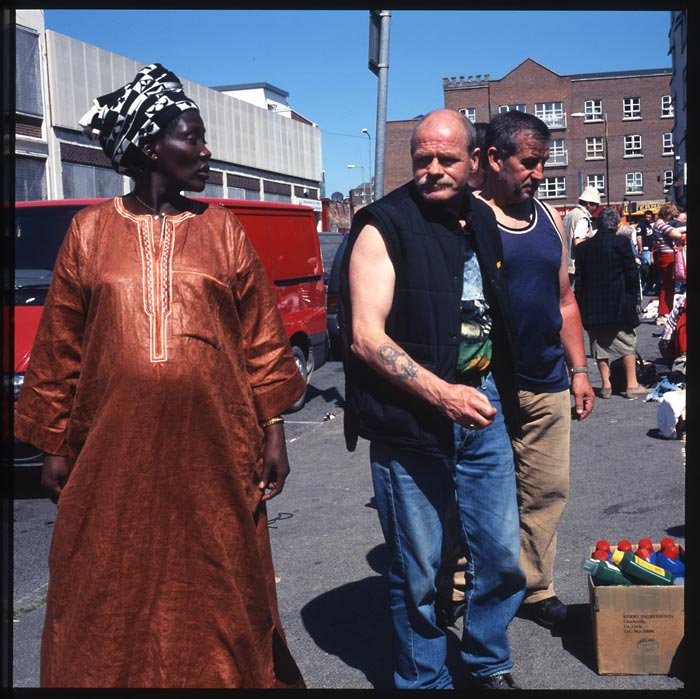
[535,102,565,129]
[624,134,643,158]
[625,172,643,195]
[458,107,476,123]
[586,174,605,196]
[546,139,567,167]
[498,104,526,113]
[661,95,674,118]
[585,137,604,160]
[584,99,603,122]
[662,133,674,156]
[623,97,641,120]
[663,170,674,191]
[537,176,566,200]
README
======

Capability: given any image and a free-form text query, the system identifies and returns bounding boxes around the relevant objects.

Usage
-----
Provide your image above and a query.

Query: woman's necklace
[133,193,160,215]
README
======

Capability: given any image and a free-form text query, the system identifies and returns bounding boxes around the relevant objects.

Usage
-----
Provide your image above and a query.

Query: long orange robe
[14,198,306,688]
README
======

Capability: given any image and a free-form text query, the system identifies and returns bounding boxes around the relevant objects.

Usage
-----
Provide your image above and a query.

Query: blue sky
[43,9,674,198]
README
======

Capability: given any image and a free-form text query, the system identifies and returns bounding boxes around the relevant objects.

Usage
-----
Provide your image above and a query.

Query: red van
[13,198,327,461]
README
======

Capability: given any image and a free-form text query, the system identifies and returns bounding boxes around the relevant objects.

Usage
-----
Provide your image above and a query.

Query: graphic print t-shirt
[456,238,492,377]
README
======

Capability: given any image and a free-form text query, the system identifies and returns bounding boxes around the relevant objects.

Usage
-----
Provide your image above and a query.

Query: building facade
[668,9,687,209]
[383,58,676,213]
[14,11,323,214]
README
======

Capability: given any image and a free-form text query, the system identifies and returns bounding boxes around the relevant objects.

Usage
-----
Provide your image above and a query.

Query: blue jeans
[370,373,525,689]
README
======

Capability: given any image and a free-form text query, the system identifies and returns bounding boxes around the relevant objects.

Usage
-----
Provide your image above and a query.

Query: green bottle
[583,557,634,585]
[610,548,674,585]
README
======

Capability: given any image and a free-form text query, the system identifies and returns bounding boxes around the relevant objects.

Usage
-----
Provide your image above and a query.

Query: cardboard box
[587,546,684,675]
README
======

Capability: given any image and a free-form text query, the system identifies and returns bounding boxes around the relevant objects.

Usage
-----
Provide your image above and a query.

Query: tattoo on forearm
[378,344,419,380]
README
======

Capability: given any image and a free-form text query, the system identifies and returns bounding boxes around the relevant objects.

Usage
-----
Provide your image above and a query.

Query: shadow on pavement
[558,603,598,673]
[305,384,344,409]
[300,544,393,688]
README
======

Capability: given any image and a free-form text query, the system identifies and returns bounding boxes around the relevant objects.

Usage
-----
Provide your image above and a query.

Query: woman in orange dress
[15,64,306,689]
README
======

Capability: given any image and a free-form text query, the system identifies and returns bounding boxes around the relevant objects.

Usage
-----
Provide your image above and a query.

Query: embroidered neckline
[114,196,199,223]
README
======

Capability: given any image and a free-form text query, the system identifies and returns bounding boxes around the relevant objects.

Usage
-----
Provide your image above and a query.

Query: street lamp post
[571,111,610,205]
[362,128,373,202]
[346,164,366,203]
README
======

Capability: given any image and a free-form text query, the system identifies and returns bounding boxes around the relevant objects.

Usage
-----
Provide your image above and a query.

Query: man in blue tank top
[476,111,595,631]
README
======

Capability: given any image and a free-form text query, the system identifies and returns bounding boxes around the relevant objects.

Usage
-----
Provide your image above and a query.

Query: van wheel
[287,346,308,413]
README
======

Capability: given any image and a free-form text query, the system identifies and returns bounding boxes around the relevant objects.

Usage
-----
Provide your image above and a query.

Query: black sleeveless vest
[339,182,520,456]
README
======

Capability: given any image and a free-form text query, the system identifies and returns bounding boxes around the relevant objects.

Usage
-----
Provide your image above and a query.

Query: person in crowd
[658,291,687,368]
[574,208,646,399]
[617,223,641,262]
[340,109,525,690]
[635,210,656,294]
[475,111,594,632]
[468,121,489,189]
[563,186,601,285]
[14,64,306,689]
[651,202,686,325]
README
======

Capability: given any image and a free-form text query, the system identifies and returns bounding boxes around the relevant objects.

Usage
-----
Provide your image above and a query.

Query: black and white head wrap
[79,63,199,176]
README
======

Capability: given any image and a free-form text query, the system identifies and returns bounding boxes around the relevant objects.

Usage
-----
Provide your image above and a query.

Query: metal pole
[374,10,391,199]
[362,128,373,201]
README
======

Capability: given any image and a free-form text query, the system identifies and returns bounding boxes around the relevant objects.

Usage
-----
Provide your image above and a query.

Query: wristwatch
[571,366,588,376]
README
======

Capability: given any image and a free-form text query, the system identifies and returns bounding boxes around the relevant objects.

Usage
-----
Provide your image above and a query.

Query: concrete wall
[45,31,322,182]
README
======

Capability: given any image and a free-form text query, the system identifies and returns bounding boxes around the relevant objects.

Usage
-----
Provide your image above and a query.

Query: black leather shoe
[470,672,520,689]
[520,595,568,630]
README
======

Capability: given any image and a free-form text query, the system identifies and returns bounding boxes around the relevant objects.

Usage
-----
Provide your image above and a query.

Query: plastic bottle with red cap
[617,539,634,555]
[656,543,685,580]
[594,539,612,561]
[637,538,657,564]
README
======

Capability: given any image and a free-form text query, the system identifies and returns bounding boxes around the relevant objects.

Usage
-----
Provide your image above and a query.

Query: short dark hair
[644,210,654,217]
[597,207,621,231]
[472,122,488,151]
[472,122,489,168]
[485,111,550,160]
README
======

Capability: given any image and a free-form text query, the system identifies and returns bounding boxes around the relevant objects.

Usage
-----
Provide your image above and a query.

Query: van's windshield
[15,205,85,305]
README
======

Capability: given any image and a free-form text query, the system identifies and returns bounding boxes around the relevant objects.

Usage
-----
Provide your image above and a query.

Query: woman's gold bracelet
[260,416,284,429]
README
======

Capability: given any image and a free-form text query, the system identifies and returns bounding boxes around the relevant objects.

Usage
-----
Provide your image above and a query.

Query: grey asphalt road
[11,312,686,689]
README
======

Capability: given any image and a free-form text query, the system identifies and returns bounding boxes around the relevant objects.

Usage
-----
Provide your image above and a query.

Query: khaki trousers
[437,388,571,606]
[513,389,571,605]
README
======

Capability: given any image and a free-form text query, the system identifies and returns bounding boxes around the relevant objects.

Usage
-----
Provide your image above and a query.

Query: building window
[663,170,674,192]
[499,104,526,113]
[16,27,43,118]
[546,139,567,167]
[62,162,126,199]
[458,108,476,123]
[535,102,565,129]
[625,172,643,195]
[624,134,643,157]
[662,133,674,156]
[537,176,566,199]
[202,181,224,198]
[623,97,641,120]
[586,175,605,195]
[585,137,604,160]
[661,95,674,118]
[584,99,603,121]
[15,155,47,201]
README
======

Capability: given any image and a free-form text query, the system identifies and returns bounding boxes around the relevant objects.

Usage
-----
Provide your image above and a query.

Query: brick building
[384,58,675,213]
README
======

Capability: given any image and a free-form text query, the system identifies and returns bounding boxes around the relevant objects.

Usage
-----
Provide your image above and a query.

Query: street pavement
[11,310,686,689]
